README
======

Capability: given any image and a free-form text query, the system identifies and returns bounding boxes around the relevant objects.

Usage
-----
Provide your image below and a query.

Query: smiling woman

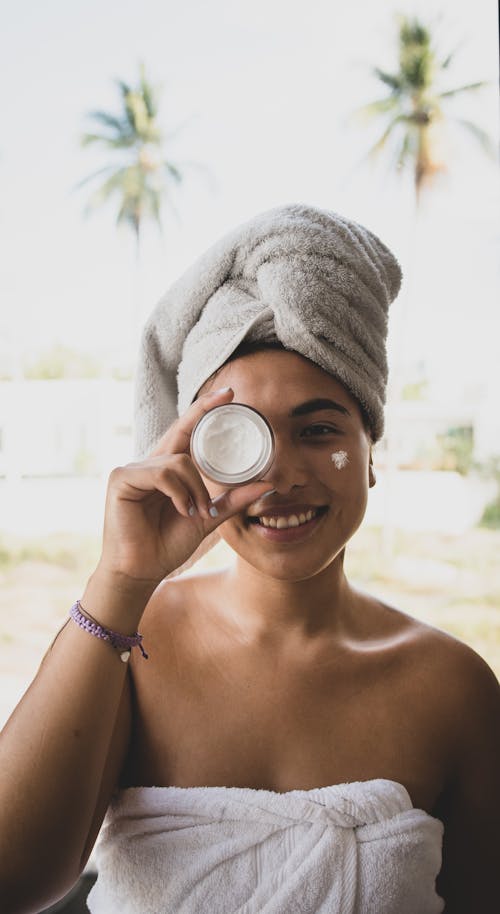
[193,345,374,576]
[0,204,499,914]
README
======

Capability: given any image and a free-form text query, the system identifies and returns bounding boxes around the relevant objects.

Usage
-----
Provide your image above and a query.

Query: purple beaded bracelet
[69,601,148,662]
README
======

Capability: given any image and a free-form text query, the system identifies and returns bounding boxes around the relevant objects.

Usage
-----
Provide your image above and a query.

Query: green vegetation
[0,533,100,573]
[481,502,500,530]
[23,344,103,379]
[478,456,500,530]
[401,379,429,401]
[435,426,474,475]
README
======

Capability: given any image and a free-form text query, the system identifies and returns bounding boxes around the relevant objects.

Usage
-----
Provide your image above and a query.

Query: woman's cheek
[323,447,369,500]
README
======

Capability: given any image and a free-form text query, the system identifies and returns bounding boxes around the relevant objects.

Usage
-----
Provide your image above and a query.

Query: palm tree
[356,15,494,206]
[75,63,198,378]
[77,62,184,258]
[354,15,495,557]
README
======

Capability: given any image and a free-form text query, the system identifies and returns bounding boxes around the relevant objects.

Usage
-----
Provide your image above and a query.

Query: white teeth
[257,509,319,529]
[277,515,298,528]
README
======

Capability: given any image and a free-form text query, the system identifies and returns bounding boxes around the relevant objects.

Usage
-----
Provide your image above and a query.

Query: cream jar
[190,403,275,486]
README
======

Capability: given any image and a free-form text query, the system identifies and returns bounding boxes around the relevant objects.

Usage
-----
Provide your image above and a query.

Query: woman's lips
[248,509,328,543]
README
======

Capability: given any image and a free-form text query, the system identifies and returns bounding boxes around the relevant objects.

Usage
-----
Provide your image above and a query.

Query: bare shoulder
[400,606,499,709]
[377,596,500,778]
[137,568,225,639]
[360,590,500,739]
[420,622,500,761]
[387,596,497,692]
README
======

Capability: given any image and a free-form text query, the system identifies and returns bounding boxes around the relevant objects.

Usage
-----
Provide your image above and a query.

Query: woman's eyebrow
[288,398,351,418]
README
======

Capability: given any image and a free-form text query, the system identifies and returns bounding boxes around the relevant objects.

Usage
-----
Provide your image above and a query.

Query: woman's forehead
[203,349,358,412]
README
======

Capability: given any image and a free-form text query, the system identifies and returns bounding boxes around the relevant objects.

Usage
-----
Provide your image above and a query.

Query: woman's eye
[302,424,339,437]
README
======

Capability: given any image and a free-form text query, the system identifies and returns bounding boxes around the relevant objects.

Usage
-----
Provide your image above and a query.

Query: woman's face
[197,349,375,582]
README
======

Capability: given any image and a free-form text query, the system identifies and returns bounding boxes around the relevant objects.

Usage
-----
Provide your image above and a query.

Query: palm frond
[83,110,129,134]
[164,162,183,183]
[72,164,118,191]
[438,80,490,99]
[116,80,132,100]
[116,194,140,234]
[140,77,158,119]
[82,167,132,213]
[373,68,402,92]
[80,133,108,148]
[365,115,407,160]
[123,95,138,132]
[80,132,135,149]
[440,51,455,70]
[353,96,400,123]
[395,129,418,171]
[453,118,497,158]
[440,36,467,69]
[145,185,163,231]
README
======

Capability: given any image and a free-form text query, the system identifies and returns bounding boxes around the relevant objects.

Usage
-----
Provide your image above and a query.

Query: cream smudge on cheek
[330,450,349,469]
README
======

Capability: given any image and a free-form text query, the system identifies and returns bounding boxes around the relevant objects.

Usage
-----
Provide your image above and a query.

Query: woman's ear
[368,451,376,488]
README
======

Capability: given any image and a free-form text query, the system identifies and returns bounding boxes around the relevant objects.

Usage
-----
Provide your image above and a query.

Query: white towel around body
[86,778,444,914]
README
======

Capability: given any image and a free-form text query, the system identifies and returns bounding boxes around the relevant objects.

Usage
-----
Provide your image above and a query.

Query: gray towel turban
[133,203,402,460]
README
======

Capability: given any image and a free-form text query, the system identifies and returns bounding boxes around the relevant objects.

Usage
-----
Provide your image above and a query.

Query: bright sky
[1,0,499,406]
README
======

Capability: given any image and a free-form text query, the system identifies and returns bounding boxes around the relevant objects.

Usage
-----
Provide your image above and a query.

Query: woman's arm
[435,646,500,913]
[0,568,154,914]
[0,388,275,914]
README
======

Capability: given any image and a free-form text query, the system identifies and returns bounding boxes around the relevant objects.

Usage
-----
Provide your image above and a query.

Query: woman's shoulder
[371,592,500,716]
[368,596,500,803]
[419,621,500,735]
[138,568,225,637]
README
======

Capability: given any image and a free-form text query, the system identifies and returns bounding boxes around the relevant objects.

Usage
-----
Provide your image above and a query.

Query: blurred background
[1,0,500,731]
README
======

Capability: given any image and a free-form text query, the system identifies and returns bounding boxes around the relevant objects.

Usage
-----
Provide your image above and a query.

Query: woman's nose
[260,438,310,494]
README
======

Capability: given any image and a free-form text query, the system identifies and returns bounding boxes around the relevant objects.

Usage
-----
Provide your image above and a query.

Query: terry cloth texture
[132,203,402,461]
[86,778,444,914]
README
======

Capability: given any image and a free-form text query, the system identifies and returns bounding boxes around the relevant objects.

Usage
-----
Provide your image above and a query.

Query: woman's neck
[221,555,353,646]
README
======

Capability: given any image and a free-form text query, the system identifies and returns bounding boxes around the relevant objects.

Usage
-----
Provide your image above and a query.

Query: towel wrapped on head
[133,203,402,461]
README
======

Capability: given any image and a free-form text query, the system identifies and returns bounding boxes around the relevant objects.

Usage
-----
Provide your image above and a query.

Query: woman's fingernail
[209,505,219,517]
[211,387,232,395]
[262,489,277,498]
[188,504,196,516]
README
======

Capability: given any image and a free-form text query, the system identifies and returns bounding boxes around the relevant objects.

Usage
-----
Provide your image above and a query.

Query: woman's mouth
[247,506,329,543]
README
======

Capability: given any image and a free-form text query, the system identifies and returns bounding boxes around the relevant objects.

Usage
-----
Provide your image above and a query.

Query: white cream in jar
[190,403,275,485]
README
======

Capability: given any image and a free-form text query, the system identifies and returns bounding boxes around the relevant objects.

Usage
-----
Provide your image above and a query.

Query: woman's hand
[95,387,273,589]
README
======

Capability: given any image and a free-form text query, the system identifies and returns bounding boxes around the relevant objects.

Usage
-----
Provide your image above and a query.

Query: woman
[0,204,498,914]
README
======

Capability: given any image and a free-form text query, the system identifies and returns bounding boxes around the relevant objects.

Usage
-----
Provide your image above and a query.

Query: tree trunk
[381,190,421,559]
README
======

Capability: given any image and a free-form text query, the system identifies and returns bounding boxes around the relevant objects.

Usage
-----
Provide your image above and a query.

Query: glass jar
[190,403,275,486]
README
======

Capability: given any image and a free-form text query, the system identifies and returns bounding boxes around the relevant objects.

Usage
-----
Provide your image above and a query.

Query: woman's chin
[224,538,346,582]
